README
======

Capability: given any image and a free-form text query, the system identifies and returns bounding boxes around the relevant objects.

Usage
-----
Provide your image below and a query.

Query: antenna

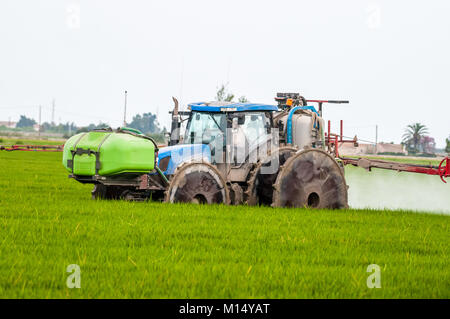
[179,58,184,105]
[123,90,128,127]
[226,57,232,84]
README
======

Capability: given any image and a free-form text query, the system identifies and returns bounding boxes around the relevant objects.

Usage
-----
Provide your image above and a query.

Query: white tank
[275,110,324,149]
[292,114,314,149]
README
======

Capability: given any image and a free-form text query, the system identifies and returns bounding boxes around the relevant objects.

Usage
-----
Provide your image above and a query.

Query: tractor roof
[188,102,278,113]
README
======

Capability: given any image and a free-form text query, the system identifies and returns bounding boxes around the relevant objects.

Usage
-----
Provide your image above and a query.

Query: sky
[0,0,449,147]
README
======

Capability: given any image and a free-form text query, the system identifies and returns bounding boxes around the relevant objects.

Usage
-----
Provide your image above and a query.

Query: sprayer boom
[341,156,450,183]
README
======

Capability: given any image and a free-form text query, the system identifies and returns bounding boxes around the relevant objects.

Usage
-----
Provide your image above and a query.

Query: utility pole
[123,90,128,127]
[52,99,55,124]
[179,58,184,104]
[38,105,42,138]
[375,125,378,154]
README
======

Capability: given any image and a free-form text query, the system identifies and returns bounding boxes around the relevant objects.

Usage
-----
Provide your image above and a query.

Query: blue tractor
[151,93,349,208]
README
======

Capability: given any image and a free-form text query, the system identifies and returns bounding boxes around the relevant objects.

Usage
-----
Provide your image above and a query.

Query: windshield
[184,111,272,164]
[238,113,268,145]
[185,112,227,145]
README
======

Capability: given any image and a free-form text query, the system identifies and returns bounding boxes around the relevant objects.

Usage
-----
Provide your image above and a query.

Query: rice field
[0,151,448,298]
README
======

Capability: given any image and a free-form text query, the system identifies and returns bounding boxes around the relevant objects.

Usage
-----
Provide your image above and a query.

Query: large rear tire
[245,146,297,206]
[164,162,230,204]
[272,149,348,209]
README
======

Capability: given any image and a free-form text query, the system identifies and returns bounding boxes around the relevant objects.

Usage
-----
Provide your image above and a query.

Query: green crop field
[0,137,64,146]
[0,151,448,298]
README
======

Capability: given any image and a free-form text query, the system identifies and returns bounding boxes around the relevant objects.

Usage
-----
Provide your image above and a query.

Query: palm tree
[402,123,429,153]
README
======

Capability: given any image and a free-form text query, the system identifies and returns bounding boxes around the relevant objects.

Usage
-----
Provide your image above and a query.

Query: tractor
[160,93,349,208]
[63,93,449,208]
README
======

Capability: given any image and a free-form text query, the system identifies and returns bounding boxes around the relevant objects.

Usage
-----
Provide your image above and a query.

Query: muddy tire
[246,146,297,206]
[229,183,244,205]
[272,149,348,209]
[164,162,230,204]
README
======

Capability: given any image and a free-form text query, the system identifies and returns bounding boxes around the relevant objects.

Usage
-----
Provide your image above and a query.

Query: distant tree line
[3,113,165,140]
[16,115,37,128]
[127,112,163,135]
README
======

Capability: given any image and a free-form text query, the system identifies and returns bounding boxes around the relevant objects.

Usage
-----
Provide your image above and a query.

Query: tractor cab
[183,102,278,166]
[161,97,349,207]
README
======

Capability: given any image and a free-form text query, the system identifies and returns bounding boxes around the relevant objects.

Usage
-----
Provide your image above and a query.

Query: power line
[0,105,39,110]
[342,135,376,145]
[123,90,128,126]
[52,99,55,124]
[45,109,117,122]
[1,104,115,119]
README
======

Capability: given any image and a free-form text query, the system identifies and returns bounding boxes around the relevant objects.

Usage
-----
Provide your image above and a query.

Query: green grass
[0,151,448,298]
[0,138,64,146]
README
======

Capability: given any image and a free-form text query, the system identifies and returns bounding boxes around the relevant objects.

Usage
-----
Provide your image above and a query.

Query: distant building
[340,142,375,156]
[0,121,17,129]
[376,142,407,155]
[340,141,407,156]
[419,136,436,154]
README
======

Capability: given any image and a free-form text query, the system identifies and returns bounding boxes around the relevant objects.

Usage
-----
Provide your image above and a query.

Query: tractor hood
[157,144,211,175]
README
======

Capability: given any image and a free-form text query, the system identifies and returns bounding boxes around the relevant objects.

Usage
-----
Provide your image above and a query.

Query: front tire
[164,162,230,204]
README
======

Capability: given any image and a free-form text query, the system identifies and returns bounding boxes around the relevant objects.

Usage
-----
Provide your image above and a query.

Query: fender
[157,144,211,175]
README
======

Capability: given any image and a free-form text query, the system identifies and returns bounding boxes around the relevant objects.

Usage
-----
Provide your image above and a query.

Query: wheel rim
[165,162,230,204]
[272,149,348,209]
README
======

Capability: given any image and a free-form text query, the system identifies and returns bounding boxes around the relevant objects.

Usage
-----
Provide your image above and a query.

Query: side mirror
[265,122,271,134]
[237,115,245,125]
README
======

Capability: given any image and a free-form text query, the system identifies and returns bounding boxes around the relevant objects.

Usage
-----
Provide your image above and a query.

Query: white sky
[0,0,449,147]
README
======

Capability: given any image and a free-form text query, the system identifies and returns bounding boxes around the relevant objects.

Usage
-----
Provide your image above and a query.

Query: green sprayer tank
[63,128,156,176]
